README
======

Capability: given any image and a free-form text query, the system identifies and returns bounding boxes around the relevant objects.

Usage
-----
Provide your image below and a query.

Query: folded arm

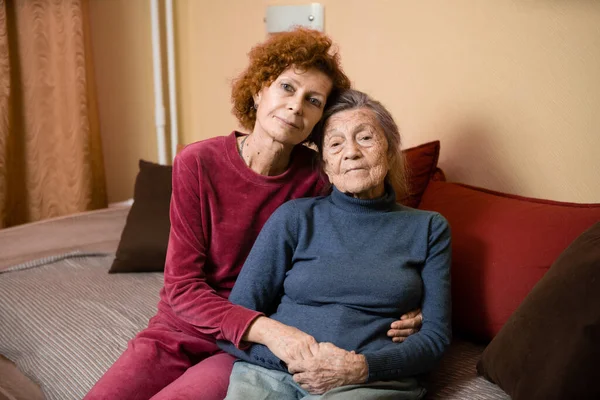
[362,214,452,381]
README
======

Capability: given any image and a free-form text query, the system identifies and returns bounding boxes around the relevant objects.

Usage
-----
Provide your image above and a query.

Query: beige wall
[89,0,158,203]
[91,0,600,203]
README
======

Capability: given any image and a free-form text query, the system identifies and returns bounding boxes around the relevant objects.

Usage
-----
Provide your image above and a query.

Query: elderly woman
[219,89,452,400]
[85,30,421,400]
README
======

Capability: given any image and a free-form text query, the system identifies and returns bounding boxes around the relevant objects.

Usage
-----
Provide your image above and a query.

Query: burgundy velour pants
[84,310,236,400]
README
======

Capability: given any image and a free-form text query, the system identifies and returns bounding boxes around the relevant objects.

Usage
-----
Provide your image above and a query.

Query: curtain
[0,0,107,229]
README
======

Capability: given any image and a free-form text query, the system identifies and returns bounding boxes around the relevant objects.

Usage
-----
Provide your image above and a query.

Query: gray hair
[313,89,409,200]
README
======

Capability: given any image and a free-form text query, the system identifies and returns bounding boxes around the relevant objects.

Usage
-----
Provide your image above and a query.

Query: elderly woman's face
[322,108,390,199]
[253,67,332,146]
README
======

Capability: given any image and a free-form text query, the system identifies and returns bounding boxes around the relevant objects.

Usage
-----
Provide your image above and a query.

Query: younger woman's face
[253,67,333,146]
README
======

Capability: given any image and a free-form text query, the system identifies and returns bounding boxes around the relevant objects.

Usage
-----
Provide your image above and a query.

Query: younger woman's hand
[387,308,423,343]
[244,316,317,365]
[263,323,318,365]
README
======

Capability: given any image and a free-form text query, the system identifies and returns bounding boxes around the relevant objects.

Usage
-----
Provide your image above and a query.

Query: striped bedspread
[0,254,163,399]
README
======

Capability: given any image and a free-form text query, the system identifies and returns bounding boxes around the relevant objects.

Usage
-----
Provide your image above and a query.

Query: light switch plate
[265,4,324,33]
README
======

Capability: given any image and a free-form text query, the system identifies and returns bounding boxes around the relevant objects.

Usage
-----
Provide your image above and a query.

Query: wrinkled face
[322,108,390,199]
[253,67,333,146]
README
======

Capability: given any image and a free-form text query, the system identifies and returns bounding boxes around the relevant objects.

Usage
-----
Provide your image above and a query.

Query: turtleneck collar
[330,183,397,213]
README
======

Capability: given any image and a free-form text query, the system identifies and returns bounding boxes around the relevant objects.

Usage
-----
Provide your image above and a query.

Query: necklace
[238,135,249,162]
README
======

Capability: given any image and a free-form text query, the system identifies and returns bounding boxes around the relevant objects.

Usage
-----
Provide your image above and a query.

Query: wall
[91,0,600,203]
[89,0,158,203]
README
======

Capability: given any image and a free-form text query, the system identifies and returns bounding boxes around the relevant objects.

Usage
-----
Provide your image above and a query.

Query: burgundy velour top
[157,132,326,348]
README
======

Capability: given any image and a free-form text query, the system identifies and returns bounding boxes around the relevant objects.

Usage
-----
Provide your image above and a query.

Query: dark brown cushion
[476,222,600,400]
[109,160,172,273]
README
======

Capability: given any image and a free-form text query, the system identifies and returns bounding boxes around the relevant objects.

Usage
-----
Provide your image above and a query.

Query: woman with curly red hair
[85,28,421,400]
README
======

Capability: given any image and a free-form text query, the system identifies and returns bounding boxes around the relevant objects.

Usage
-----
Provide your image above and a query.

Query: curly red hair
[231,28,351,132]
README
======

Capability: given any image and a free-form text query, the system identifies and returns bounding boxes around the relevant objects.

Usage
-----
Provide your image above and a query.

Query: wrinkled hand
[262,322,318,366]
[288,342,368,394]
[387,308,423,342]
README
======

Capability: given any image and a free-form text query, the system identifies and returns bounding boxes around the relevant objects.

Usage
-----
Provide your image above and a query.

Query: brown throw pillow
[109,160,172,273]
[476,222,600,400]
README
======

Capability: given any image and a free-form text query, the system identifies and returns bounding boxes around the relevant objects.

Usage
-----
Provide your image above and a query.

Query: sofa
[1,140,599,400]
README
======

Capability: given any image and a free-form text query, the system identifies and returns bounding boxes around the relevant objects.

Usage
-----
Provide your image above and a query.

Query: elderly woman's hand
[387,308,423,343]
[287,342,368,394]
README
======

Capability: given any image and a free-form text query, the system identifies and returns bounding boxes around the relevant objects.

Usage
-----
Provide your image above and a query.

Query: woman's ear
[253,92,261,109]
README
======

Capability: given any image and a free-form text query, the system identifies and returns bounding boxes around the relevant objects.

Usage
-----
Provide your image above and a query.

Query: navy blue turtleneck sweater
[218,185,452,382]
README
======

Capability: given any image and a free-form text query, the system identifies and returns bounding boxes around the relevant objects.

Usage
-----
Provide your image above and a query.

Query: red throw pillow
[400,141,442,208]
[418,180,600,342]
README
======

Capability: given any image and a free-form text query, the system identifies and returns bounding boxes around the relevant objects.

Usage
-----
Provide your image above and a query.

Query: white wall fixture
[150,0,179,164]
[165,0,179,162]
[150,0,167,165]
[265,4,324,33]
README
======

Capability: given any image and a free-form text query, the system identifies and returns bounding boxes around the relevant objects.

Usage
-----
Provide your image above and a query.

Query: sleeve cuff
[220,305,263,348]
[364,352,403,382]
